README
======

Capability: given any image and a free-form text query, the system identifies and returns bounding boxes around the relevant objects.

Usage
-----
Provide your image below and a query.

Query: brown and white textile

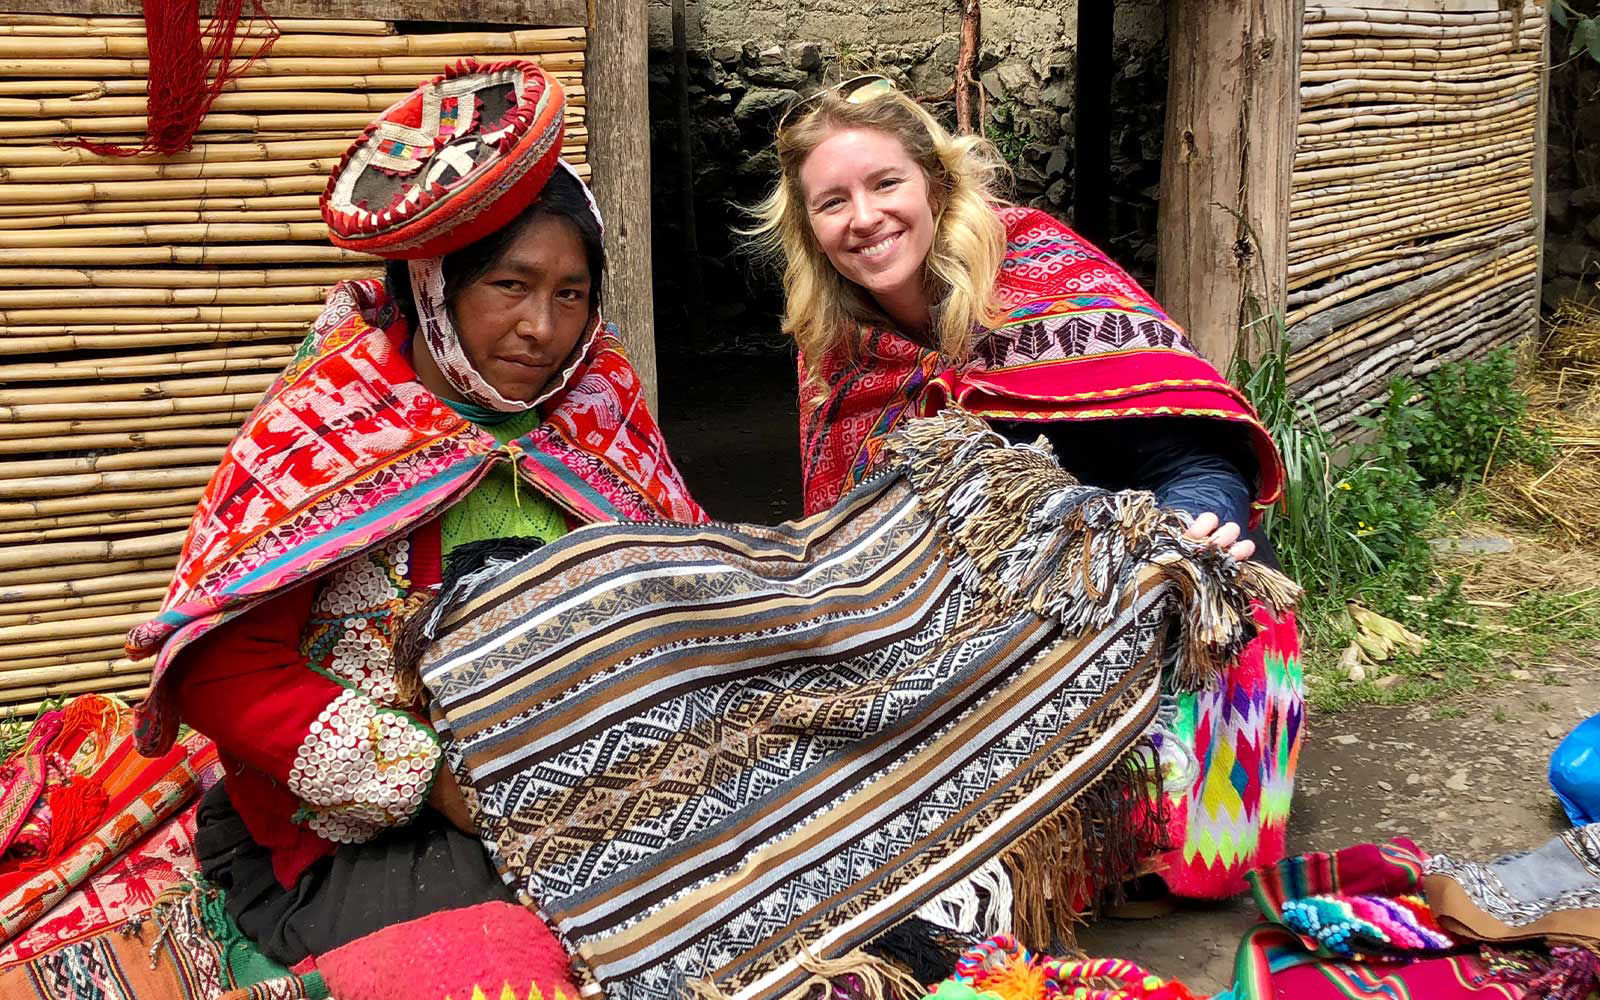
[414,412,1300,1000]
[1423,824,1600,949]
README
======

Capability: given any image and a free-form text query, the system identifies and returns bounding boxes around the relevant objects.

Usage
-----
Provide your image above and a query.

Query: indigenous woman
[753,77,1303,900]
[123,61,701,984]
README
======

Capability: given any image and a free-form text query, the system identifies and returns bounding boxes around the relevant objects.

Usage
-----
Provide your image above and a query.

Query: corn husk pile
[1338,602,1427,681]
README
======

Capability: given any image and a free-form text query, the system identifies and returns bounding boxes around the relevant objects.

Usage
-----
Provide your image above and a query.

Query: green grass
[1229,310,1590,715]
[1296,526,1600,714]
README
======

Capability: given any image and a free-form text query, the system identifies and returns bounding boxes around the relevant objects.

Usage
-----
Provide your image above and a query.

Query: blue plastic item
[1551,713,1600,825]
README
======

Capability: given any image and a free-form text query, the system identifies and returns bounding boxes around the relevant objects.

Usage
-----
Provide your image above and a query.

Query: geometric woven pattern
[421,414,1300,1000]
[1154,608,1304,898]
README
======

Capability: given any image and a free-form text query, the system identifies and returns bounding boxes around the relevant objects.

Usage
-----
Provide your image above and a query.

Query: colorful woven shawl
[797,206,1283,518]
[126,279,704,756]
[415,410,1299,1000]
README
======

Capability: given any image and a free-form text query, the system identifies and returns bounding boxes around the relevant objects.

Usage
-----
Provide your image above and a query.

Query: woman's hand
[1183,512,1255,562]
[427,766,477,835]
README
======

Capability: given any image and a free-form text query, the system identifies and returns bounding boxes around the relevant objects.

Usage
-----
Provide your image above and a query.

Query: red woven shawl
[798,206,1284,517]
[126,279,703,755]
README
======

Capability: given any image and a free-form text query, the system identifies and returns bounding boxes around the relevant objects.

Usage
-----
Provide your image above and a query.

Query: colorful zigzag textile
[1151,607,1302,898]
[415,410,1299,1000]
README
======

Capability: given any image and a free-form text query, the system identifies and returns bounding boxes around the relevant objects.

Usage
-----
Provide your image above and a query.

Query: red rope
[65,0,279,157]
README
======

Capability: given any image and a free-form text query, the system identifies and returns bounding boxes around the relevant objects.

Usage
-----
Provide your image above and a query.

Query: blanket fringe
[1491,945,1600,1000]
[883,411,1301,690]
[998,733,1170,951]
[687,944,928,1000]
[915,855,1015,939]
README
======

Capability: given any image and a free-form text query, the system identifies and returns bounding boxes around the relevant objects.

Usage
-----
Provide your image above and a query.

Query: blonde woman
[752,76,1304,901]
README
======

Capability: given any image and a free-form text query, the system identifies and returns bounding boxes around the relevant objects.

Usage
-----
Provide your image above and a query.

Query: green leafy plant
[1234,324,1579,712]
[1376,350,1553,489]
[1232,317,1398,598]
[984,104,1028,167]
[1337,384,1437,586]
[1552,1,1600,65]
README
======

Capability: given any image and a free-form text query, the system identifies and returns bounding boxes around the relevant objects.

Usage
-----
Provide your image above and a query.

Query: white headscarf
[409,160,605,412]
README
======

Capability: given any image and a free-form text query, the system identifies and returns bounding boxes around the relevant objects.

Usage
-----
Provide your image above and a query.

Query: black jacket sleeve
[992,416,1256,527]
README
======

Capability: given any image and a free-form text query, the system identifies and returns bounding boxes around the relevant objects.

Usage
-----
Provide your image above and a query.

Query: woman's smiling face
[798,127,936,318]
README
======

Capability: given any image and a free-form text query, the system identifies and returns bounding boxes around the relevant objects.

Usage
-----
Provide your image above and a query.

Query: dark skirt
[194,781,516,966]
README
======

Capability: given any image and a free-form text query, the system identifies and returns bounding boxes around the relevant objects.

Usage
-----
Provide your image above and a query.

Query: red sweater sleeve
[174,544,444,851]
[175,580,329,780]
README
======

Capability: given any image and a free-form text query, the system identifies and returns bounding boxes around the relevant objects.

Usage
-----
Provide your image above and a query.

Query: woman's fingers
[1183,514,1254,561]
[1182,514,1255,561]
[1209,520,1241,550]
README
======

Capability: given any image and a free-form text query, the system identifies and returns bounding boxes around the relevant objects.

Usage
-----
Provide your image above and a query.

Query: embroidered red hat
[322,59,566,259]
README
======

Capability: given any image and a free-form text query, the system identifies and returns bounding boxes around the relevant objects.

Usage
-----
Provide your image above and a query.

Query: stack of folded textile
[0,694,218,948]
[1207,828,1600,1000]
[0,695,330,999]
[1422,825,1600,1000]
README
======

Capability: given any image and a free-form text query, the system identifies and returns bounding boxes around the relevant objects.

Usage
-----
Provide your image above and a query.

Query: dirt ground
[1077,646,1600,994]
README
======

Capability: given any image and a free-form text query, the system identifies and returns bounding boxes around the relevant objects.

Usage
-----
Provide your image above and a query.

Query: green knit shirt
[441,408,569,557]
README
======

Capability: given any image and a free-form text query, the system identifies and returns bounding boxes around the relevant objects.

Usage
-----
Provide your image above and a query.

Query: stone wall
[1543,14,1600,311]
[643,0,1167,356]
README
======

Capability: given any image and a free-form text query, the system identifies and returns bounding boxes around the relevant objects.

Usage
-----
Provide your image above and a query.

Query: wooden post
[1156,0,1302,369]
[672,0,706,351]
[1533,1,1549,312]
[586,0,658,413]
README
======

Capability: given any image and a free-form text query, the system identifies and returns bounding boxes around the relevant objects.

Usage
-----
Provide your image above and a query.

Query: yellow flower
[1337,481,1352,490]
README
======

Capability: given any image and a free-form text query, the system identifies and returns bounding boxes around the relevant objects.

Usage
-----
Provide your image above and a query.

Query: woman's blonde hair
[748,86,1009,386]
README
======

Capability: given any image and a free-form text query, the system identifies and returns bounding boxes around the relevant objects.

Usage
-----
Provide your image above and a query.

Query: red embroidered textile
[797,206,1283,517]
[127,279,704,757]
[0,721,216,943]
[0,801,204,967]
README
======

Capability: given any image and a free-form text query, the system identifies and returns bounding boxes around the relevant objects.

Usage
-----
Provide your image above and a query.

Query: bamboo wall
[0,14,588,714]
[1285,1,1545,435]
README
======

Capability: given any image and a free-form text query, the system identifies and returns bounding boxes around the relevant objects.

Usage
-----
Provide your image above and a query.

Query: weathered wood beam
[586,0,657,413]
[1156,0,1302,368]
[0,0,587,25]
[1533,4,1549,310]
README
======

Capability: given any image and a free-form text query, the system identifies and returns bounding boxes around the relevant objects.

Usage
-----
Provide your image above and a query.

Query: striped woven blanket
[414,411,1298,1000]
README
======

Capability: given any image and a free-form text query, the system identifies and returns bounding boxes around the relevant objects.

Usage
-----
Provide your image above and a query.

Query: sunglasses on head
[777,74,900,133]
